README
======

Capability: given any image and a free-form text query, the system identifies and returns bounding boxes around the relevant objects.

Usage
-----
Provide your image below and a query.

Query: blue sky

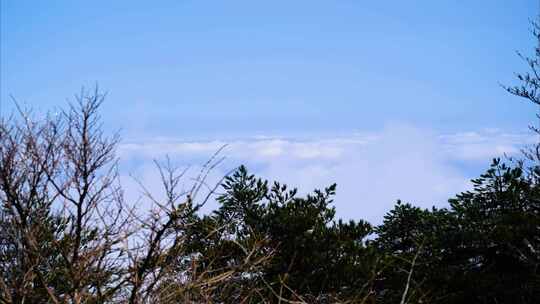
[1,1,539,222]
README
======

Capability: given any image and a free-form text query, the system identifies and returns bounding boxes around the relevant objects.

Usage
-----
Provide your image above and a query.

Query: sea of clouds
[117,124,535,224]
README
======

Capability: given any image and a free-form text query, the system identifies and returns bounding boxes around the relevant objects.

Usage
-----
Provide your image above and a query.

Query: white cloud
[439,130,535,161]
[118,125,534,224]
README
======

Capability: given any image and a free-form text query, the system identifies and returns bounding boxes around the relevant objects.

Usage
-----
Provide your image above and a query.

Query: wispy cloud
[439,129,535,161]
[118,125,534,224]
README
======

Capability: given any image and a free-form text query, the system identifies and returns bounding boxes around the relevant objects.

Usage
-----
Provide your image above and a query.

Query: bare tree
[0,88,278,304]
[0,89,133,303]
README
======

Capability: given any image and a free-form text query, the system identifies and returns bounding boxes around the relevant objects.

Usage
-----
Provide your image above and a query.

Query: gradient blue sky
[1,1,539,222]
[2,1,538,137]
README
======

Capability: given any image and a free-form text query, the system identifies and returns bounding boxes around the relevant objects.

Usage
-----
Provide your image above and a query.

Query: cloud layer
[118,125,534,224]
